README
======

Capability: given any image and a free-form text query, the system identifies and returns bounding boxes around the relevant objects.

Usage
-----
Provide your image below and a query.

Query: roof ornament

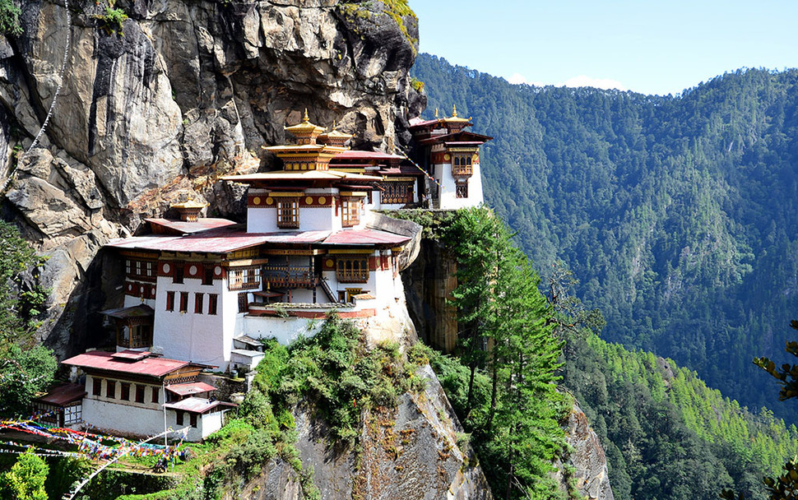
[452,104,458,118]
[434,108,439,118]
[303,108,310,123]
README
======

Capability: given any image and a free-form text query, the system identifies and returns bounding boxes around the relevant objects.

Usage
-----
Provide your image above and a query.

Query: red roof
[163,397,237,414]
[106,228,331,254]
[63,351,189,378]
[166,382,217,397]
[146,218,237,235]
[36,383,86,406]
[100,305,154,320]
[322,229,411,246]
[334,150,404,161]
[378,166,423,176]
[418,131,493,146]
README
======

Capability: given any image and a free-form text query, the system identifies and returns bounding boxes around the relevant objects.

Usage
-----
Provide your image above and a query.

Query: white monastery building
[49,109,491,441]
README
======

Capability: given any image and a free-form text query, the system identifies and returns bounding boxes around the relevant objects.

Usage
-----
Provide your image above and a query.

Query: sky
[406,0,798,96]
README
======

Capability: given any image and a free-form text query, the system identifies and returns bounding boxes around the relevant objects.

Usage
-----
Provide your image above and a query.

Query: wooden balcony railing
[336,268,370,283]
[263,266,318,288]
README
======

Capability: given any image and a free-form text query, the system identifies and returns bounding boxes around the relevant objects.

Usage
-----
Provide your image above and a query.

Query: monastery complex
[44,109,492,441]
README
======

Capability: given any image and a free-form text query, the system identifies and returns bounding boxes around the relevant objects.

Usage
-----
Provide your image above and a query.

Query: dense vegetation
[0,221,56,417]
[0,0,22,37]
[563,327,798,500]
[412,54,798,425]
[396,208,798,499]
[392,207,574,499]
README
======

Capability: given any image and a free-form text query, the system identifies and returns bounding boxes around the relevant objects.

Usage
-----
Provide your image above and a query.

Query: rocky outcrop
[553,402,614,500]
[235,365,493,500]
[402,226,459,353]
[0,0,425,357]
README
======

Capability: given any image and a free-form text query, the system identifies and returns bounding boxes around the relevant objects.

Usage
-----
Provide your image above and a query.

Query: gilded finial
[332,120,337,130]
[434,108,439,118]
[303,108,310,123]
[452,104,458,118]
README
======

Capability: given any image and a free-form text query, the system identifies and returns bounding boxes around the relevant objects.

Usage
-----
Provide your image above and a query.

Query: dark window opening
[120,383,130,401]
[166,291,175,311]
[106,381,116,399]
[238,293,249,313]
[180,292,189,313]
[208,294,218,315]
[174,263,184,284]
[194,293,204,314]
[92,378,102,397]
[152,387,160,404]
[135,385,145,404]
[203,267,214,285]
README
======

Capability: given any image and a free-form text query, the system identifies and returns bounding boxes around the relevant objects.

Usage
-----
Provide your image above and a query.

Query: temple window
[135,385,145,404]
[174,263,185,284]
[277,198,300,229]
[229,267,261,291]
[180,292,189,313]
[166,291,175,311]
[336,257,369,283]
[120,383,130,401]
[341,198,361,227]
[456,182,469,199]
[208,294,218,315]
[203,267,214,285]
[152,387,160,404]
[116,320,153,349]
[452,154,473,176]
[238,293,249,313]
[92,378,102,397]
[106,381,116,399]
[382,182,414,204]
[194,293,204,314]
[125,259,156,280]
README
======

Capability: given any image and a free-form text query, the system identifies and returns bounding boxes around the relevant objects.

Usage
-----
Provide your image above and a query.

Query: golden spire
[303,108,310,123]
[434,108,439,118]
[452,104,458,118]
[332,120,337,130]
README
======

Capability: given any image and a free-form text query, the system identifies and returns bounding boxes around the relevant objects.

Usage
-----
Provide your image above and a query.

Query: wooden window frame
[176,411,184,426]
[203,267,214,285]
[120,383,130,401]
[382,182,414,205]
[194,293,204,314]
[189,413,198,428]
[336,257,370,283]
[152,386,160,404]
[277,197,300,229]
[135,385,145,404]
[456,182,469,199]
[180,292,189,313]
[452,154,473,177]
[238,293,249,313]
[229,267,261,291]
[106,380,116,399]
[341,198,361,227]
[92,378,102,397]
[166,291,175,311]
[173,263,184,284]
[208,294,218,315]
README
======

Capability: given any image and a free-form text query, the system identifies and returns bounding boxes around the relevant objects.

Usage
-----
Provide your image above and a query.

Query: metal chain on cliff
[0,0,71,194]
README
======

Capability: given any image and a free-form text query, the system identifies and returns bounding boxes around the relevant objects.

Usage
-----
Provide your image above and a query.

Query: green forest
[411,54,798,425]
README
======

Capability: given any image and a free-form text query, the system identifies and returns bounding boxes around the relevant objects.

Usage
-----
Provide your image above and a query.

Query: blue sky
[406,0,798,96]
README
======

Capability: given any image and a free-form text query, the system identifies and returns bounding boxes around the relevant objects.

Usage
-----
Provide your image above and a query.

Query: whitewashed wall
[433,162,484,210]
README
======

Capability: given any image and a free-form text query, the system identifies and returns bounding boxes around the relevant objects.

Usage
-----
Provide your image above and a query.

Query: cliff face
[204,366,492,500]
[0,0,424,356]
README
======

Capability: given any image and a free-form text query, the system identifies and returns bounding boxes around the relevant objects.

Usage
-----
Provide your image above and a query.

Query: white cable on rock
[1,0,71,194]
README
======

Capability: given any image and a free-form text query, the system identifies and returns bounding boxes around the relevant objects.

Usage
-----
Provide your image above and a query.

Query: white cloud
[562,75,626,91]
[506,73,545,87]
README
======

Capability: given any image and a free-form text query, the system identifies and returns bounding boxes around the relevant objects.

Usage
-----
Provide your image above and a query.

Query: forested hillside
[412,54,798,422]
